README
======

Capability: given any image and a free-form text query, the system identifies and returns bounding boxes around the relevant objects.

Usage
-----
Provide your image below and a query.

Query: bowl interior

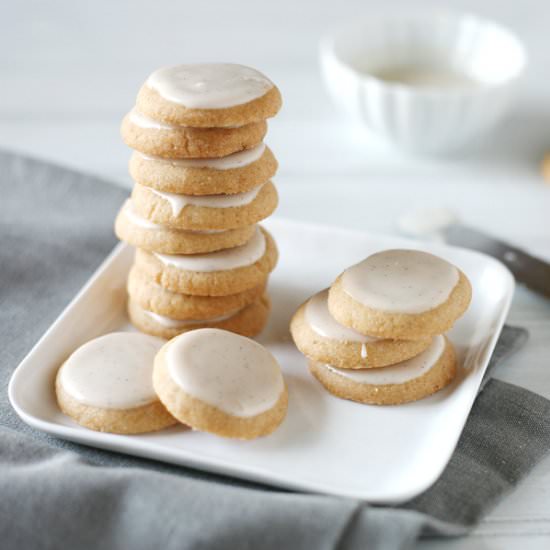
[330,13,526,87]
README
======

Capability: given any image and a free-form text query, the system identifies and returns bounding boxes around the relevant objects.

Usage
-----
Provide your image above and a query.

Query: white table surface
[3,1,550,547]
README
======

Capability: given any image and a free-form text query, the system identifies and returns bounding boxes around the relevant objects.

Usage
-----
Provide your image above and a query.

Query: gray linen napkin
[1,150,549,550]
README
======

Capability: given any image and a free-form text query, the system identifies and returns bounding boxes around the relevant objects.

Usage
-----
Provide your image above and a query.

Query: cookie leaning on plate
[130,180,278,231]
[129,143,278,195]
[134,226,278,296]
[153,328,288,439]
[115,199,256,254]
[328,249,472,340]
[55,333,177,434]
[290,289,432,369]
[135,63,282,128]
[309,335,457,405]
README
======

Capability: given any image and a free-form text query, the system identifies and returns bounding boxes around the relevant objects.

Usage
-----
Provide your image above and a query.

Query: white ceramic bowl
[320,13,527,154]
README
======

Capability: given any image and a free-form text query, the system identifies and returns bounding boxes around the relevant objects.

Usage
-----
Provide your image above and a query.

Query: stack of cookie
[115,64,282,339]
[291,249,472,405]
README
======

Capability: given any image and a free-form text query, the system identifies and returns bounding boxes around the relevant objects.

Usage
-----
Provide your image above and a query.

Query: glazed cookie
[130,180,278,231]
[129,142,278,195]
[134,226,278,296]
[153,328,288,439]
[136,63,282,128]
[121,111,267,159]
[309,335,457,406]
[328,249,472,339]
[115,199,256,254]
[128,294,270,340]
[290,290,432,369]
[55,332,177,434]
[127,265,266,319]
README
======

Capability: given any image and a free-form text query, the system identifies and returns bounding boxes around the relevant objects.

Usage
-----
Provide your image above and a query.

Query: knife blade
[443,224,550,299]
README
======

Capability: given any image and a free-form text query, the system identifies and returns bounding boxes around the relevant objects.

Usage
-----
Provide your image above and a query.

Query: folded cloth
[1,150,549,550]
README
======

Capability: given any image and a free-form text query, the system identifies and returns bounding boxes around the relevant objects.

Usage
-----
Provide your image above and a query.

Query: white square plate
[8,218,514,503]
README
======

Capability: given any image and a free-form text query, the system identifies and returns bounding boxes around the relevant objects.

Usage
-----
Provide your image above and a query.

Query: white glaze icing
[129,109,174,130]
[325,335,445,385]
[154,227,265,272]
[147,64,274,109]
[58,332,165,409]
[342,249,459,314]
[138,142,266,170]
[305,290,378,343]
[193,229,226,235]
[150,182,265,217]
[165,328,284,417]
[143,307,242,328]
[122,199,227,234]
[123,199,161,230]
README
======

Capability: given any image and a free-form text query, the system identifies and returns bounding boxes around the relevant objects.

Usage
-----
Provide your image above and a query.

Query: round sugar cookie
[115,199,256,254]
[128,294,270,340]
[129,143,278,195]
[153,328,288,439]
[309,335,457,406]
[133,226,278,296]
[136,63,282,128]
[121,111,267,159]
[127,265,266,320]
[290,290,432,369]
[55,332,177,434]
[130,180,278,231]
[328,249,472,339]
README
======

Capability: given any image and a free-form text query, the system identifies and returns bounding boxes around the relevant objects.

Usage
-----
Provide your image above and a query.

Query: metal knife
[443,224,550,299]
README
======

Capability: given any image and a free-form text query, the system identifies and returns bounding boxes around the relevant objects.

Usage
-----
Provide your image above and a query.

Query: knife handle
[497,244,550,299]
[444,224,550,300]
